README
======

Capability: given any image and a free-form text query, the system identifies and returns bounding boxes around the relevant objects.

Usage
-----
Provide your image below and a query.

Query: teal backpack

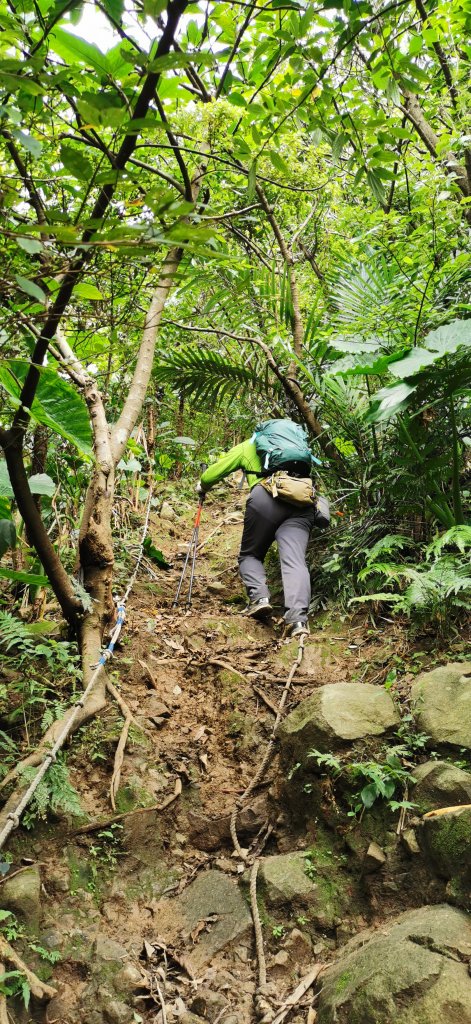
[252,419,318,475]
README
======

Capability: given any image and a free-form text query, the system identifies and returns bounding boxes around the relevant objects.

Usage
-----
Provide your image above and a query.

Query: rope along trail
[0,490,154,851]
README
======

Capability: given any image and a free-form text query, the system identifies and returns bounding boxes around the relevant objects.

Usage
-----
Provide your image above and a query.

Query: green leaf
[50,27,111,76]
[388,348,438,378]
[28,473,56,497]
[424,318,471,356]
[0,520,16,558]
[360,782,379,808]
[365,382,416,422]
[17,236,43,255]
[0,361,93,458]
[0,463,13,499]
[73,282,104,300]
[60,144,93,182]
[15,275,46,304]
[0,567,49,585]
[0,497,11,519]
[269,150,290,175]
[11,128,42,158]
[143,536,171,569]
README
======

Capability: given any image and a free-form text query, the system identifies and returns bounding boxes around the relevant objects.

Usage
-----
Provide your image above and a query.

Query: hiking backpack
[252,419,314,476]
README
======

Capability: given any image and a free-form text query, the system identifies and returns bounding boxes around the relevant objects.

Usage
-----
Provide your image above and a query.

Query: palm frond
[153,344,281,407]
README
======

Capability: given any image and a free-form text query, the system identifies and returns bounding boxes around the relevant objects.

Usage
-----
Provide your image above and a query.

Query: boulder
[259,850,353,929]
[412,760,471,814]
[151,869,252,971]
[411,663,471,750]
[278,683,399,765]
[1,864,41,932]
[317,903,471,1024]
[417,806,471,885]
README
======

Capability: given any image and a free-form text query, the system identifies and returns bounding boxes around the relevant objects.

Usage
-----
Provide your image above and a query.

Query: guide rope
[0,488,154,851]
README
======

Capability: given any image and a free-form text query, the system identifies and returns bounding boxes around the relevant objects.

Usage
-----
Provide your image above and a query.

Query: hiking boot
[287,621,310,638]
[245,597,273,620]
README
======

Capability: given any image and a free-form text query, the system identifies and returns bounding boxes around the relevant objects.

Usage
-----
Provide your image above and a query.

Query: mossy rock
[417,806,471,893]
[411,761,471,815]
[317,903,471,1024]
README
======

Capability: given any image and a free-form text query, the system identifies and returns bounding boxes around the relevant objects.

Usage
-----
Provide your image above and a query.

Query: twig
[155,980,168,1024]
[268,965,326,1024]
[0,936,56,1002]
[0,863,42,887]
[71,779,182,835]
[110,715,131,810]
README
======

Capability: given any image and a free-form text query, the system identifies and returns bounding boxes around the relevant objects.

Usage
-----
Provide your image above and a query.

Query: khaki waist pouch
[259,472,316,507]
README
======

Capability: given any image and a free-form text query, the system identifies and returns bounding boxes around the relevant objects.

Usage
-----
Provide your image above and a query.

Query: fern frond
[0,612,37,657]
[154,344,281,406]
[426,525,471,559]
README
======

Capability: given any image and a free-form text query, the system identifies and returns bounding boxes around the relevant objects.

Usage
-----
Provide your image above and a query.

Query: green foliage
[154,344,278,407]
[0,611,37,659]
[19,757,83,828]
[0,911,60,1006]
[305,748,414,818]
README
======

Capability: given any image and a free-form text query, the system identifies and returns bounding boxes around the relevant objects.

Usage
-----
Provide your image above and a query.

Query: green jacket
[200,439,262,491]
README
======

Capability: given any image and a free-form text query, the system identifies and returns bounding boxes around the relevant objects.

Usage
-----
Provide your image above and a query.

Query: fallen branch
[0,936,56,1003]
[267,964,326,1024]
[423,803,471,819]
[110,715,131,810]
[71,778,182,835]
[208,659,248,683]
[252,686,278,716]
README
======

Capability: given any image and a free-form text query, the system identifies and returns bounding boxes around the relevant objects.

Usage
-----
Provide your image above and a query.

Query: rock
[417,806,471,889]
[190,988,229,1021]
[187,794,268,851]
[278,683,399,764]
[152,869,252,971]
[317,903,471,1024]
[411,662,471,750]
[180,1014,205,1024]
[285,928,312,964]
[160,501,176,521]
[273,949,289,966]
[112,963,143,996]
[94,936,128,962]
[1,865,41,932]
[259,851,352,929]
[412,760,471,813]
[363,842,386,872]
[102,998,134,1024]
[401,829,421,856]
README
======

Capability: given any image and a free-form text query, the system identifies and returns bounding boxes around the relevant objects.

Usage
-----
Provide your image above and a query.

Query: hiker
[196,419,330,638]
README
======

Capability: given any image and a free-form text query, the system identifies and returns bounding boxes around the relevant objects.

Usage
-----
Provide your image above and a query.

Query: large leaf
[49,28,111,76]
[0,521,16,559]
[28,474,56,497]
[424,318,471,356]
[365,382,416,423]
[0,567,49,585]
[0,361,92,458]
[0,463,13,499]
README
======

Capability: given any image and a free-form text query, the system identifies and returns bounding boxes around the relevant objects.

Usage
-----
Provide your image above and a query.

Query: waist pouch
[259,472,316,508]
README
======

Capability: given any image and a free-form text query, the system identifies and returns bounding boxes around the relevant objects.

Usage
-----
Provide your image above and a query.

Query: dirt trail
[6,481,466,1024]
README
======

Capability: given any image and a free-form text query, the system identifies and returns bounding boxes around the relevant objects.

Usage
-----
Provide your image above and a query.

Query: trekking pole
[172,467,207,609]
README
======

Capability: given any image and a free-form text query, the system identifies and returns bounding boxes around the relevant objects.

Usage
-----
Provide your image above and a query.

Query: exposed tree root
[0,937,56,1003]
[110,714,131,809]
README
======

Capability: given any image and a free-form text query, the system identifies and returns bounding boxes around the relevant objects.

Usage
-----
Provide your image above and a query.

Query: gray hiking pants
[238,484,316,625]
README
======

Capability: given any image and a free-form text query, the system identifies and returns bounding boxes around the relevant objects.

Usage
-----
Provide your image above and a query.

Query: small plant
[88,823,124,893]
[0,911,61,1008]
[19,757,83,828]
[305,748,416,819]
[272,925,285,939]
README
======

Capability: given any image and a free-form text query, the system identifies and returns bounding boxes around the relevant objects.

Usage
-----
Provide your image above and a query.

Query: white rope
[0,487,154,851]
